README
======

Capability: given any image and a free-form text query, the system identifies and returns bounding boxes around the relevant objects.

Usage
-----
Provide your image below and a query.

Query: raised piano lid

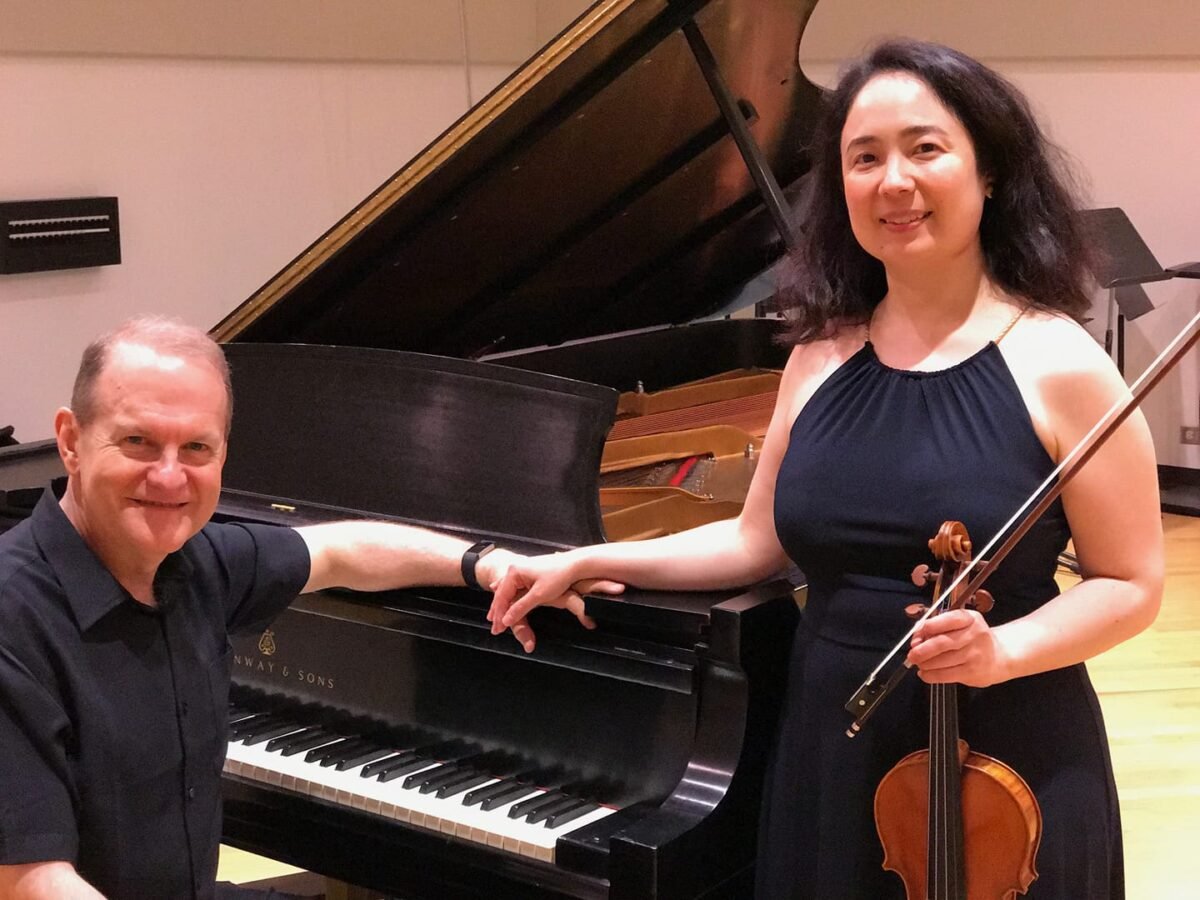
[211,0,824,358]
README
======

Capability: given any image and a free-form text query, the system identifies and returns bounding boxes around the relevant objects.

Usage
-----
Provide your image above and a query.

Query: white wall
[0,55,484,442]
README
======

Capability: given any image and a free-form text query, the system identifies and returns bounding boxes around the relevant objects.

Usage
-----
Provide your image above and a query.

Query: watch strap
[461,541,496,590]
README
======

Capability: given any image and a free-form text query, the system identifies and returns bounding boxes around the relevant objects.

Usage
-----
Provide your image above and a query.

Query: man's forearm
[297,521,477,594]
[0,862,105,900]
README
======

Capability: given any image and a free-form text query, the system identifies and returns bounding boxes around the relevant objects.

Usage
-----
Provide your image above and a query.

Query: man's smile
[131,498,188,509]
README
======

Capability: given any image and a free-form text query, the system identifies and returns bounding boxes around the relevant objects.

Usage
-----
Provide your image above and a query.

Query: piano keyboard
[222,704,618,863]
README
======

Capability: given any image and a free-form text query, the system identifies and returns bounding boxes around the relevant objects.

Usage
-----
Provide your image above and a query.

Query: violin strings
[948,684,963,899]
[931,682,942,899]
[929,681,969,899]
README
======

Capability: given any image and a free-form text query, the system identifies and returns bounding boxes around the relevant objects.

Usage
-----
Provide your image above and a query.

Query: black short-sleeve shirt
[0,483,310,898]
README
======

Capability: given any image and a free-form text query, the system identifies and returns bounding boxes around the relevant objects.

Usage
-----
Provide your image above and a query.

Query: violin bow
[846,304,1200,737]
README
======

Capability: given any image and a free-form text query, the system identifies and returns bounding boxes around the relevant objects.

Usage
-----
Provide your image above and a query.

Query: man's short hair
[71,315,233,433]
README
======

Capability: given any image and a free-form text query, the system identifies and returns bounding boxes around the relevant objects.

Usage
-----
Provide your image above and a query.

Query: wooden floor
[220,513,1200,897]
[1085,512,1200,900]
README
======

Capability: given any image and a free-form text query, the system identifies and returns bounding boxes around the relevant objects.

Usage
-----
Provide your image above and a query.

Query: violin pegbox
[908,520,995,618]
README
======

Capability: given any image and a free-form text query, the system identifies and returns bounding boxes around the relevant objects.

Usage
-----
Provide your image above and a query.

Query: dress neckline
[861,339,1000,378]
[860,305,1025,377]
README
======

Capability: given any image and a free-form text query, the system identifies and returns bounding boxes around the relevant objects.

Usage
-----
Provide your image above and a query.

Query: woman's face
[840,72,990,272]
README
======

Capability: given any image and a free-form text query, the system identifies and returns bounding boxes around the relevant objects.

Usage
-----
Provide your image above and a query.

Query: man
[0,317,596,899]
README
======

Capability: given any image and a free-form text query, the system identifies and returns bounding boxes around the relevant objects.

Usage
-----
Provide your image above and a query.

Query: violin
[875,521,1040,900]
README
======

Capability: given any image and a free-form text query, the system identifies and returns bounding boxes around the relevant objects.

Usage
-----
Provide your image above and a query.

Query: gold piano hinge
[209,0,638,342]
[269,503,297,513]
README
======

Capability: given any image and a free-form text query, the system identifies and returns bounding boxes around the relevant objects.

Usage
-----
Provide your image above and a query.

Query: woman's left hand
[907,609,1015,687]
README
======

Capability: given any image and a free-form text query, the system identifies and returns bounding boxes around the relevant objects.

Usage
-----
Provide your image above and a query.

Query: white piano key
[224,738,617,862]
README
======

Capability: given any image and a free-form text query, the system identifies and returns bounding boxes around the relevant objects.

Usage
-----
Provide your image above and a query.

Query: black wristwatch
[461,541,496,590]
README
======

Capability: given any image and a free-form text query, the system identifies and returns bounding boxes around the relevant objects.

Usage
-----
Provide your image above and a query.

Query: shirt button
[187,786,196,800]
[179,701,189,717]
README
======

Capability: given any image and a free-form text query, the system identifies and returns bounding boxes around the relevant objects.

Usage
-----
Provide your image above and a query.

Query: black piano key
[319,739,383,768]
[360,752,412,779]
[464,778,530,809]
[509,792,566,822]
[435,771,492,799]
[274,729,339,756]
[376,754,438,783]
[305,737,364,764]
[527,795,587,825]
[370,747,426,772]
[228,713,272,738]
[241,721,304,746]
[544,801,600,829]
[263,726,322,753]
[334,746,396,772]
[408,762,470,793]
[231,718,287,741]
[227,706,257,723]
[476,782,536,813]
[484,784,540,812]
[383,740,473,783]
[400,763,460,792]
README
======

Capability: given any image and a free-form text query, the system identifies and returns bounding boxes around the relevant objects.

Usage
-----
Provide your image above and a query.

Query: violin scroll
[929,520,973,563]
[910,520,995,615]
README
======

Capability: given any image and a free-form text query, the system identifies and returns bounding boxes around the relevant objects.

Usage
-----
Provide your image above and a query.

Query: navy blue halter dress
[759,340,1124,899]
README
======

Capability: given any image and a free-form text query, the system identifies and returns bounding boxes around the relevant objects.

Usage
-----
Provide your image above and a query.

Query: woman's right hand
[487,552,623,652]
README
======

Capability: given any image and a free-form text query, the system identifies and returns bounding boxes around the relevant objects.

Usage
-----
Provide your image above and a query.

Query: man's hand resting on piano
[486,553,623,653]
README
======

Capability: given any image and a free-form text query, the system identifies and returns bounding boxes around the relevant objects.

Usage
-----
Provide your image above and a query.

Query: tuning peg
[967,589,994,614]
[910,564,935,587]
[904,603,929,620]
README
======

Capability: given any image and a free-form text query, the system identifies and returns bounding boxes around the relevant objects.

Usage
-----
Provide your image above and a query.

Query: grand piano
[0,1,825,897]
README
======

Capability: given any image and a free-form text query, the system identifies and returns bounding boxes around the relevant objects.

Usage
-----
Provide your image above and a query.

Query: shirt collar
[31,478,194,631]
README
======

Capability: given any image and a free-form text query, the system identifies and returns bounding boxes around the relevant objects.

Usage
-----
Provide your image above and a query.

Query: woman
[488,39,1162,899]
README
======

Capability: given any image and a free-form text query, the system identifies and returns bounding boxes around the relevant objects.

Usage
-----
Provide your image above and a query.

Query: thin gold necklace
[865,305,1026,345]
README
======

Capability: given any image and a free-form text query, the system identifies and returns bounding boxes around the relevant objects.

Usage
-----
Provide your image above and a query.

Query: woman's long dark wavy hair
[777,38,1097,344]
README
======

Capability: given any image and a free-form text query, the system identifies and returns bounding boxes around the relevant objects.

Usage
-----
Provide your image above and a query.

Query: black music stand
[1158,260,1200,516]
[1071,212,1200,521]
[1081,208,1174,375]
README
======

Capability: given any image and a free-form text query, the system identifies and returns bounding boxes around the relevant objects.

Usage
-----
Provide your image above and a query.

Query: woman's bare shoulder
[1000,309,1133,461]
[782,326,864,379]
[778,326,867,424]
[1004,310,1115,378]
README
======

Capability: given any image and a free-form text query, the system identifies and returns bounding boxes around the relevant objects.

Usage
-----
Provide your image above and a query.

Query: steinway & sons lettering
[232,653,336,691]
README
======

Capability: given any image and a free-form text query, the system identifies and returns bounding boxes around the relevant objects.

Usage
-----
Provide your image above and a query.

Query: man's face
[57,342,229,572]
